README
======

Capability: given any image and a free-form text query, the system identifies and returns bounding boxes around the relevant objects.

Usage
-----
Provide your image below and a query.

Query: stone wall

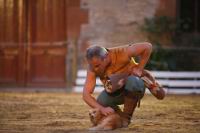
[80,0,159,48]
[77,0,161,69]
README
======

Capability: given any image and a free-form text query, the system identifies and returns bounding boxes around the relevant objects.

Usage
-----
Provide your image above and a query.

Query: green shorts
[97,75,145,110]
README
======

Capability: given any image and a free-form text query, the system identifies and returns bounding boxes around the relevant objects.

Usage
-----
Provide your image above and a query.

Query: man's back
[99,45,138,77]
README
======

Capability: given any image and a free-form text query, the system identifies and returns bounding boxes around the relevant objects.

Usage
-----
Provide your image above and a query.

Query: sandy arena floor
[0,92,199,133]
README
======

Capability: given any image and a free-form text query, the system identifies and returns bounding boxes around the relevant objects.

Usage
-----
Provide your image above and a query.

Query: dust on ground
[0,92,200,133]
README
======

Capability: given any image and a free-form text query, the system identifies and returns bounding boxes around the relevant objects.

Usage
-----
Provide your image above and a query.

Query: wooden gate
[0,0,26,87]
[0,0,87,88]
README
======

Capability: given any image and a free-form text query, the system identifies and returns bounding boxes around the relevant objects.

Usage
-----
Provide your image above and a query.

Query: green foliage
[142,16,178,46]
[142,16,176,35]
[142,16,200,71]
[146,47,200,71]
[142,16,200,47]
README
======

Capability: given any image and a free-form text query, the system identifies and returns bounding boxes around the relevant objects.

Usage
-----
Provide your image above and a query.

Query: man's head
[86,45,110,75]
[86,45,108,60]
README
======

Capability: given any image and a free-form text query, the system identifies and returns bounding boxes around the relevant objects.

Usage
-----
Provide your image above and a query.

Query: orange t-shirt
[104,45,137,75]
[99,45,138,89]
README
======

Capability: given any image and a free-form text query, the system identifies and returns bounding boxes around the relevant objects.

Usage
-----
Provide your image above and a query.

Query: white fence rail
[73,70,200,94]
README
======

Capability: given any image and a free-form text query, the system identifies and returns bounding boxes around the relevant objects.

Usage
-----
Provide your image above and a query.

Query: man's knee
[97,91,109,106]
[125,76,145,97]
[96,91,121,110]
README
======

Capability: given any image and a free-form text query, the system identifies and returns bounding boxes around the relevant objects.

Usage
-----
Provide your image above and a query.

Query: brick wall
[78,0,176,69]
[80,0,159,48]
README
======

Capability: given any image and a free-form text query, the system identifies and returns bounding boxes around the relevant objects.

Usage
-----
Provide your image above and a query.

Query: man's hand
[132,67,143,77]
[100,107,114,116]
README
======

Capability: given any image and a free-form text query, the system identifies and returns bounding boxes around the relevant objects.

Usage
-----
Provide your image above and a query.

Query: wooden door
[0,0,68,88]
[26,0,67,87]
[0,0,26,87]
[0,0,87,88]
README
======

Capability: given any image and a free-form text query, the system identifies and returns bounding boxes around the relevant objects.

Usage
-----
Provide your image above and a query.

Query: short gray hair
[86,45,108,60]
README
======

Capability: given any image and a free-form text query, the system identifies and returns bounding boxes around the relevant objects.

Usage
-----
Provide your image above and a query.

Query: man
[82,42,165,127]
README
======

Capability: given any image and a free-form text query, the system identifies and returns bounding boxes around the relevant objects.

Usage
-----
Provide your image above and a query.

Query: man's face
[88,56,108,75]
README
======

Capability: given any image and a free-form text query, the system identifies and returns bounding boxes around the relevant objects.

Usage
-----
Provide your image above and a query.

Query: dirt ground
[0,92,199,133]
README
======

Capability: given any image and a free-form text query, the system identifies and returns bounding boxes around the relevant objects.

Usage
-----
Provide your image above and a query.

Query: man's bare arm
[82,70,104,109]
[82,69,114,115]
[127,42,152,69]
[127,42,152,76]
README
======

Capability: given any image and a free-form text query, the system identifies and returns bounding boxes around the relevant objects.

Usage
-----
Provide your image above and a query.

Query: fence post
[66,39,78,90]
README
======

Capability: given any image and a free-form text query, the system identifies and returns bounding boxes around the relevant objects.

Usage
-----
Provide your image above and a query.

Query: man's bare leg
[141,70,165,100]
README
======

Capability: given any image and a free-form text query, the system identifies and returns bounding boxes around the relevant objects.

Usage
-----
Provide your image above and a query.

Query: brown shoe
[141,70,163,91]
[141,71,165,99]
[121,113,131,127]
